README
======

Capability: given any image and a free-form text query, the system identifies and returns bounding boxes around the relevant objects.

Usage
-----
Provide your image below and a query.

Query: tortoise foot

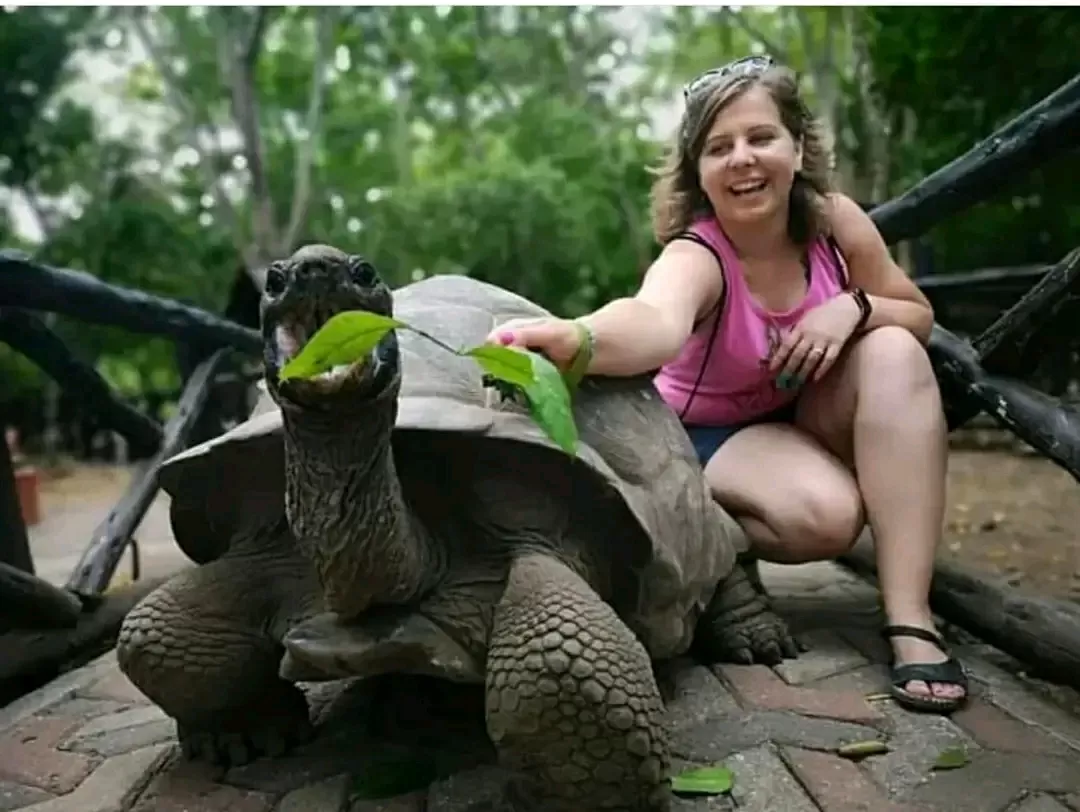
[178,685,314,767]
[117,565,315,768]
[698,606,798,666]
[694,563,798,666]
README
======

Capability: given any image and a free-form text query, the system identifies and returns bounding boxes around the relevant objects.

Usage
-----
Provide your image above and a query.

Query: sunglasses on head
[682,54,776,101]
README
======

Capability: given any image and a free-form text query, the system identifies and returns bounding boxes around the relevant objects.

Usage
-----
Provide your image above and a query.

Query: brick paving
[3,561,1080,811]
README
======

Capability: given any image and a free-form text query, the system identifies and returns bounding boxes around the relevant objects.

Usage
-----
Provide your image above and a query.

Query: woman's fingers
[793,343,827,382]
[485,318,581,366]
[811,342,842,382]
[778,335,814,385]
[487,318,547,347]
[768,328,803,373]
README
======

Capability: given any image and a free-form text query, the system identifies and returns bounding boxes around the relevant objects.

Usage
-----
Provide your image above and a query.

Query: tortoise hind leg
[117,550,315,766]
[693,560,799,666]
[485,553,670,811]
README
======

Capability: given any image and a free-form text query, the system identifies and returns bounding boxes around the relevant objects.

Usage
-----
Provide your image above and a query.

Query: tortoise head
[260,244,400,411]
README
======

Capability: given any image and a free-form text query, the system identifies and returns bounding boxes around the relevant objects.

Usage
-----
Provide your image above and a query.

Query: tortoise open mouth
[258,246,399,408]
[264,300,397,405]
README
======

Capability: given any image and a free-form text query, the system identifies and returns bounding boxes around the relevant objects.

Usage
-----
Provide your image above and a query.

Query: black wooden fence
[1,71,1080,703]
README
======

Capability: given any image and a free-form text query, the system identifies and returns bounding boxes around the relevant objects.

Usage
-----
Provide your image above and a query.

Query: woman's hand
[485,317,587,370]
[768,293,862,387]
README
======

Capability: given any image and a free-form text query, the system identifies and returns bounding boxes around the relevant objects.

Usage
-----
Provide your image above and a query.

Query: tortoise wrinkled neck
[280,392,440,619]
[279,382,398,462]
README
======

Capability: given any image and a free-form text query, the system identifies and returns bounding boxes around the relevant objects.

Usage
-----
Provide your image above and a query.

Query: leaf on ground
[671,764,735,796]
[279,311,403,380]
[465,344,538,388]
[864,692,892,702]
[521,350,578,456]
[837,740,890,758]
[932,746,970,771]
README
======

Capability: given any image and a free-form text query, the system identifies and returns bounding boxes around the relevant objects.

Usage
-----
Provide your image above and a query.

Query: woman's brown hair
[649,61,835,247]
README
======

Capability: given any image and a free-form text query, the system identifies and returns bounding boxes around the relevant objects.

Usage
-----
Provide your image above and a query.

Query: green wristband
[564,321,594,390]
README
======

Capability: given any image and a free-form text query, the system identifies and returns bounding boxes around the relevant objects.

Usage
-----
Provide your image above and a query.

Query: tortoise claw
[179,715,314,767]
[698,610,796,667]
[176,685,314,767]
[694,562,799,666]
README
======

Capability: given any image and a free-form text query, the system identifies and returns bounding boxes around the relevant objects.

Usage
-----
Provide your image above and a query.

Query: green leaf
[837,740,890,759]
[465,344,538,388]
[671,764,735,796]
[278,311,404,381]
[521,350,578,456]
[932,746,970,771]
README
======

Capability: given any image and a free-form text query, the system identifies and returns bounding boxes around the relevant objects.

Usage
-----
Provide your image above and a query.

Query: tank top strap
[667,217,738,330]
[818,233,851,288]
[680,217,741,271]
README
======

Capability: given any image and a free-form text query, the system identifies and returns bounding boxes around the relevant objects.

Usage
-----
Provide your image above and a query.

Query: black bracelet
[848,287,872,333]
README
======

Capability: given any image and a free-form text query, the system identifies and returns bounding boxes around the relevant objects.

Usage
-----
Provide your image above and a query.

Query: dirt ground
[25,444,1080,602]
[941,446,1080,602]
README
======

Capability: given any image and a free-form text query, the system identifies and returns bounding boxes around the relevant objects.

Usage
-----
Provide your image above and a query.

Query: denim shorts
[684,401,798,468]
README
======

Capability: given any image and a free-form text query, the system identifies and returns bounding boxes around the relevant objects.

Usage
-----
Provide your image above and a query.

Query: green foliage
[1,5,1073,424]
[0,6,96,187]
[863,7,1080,270]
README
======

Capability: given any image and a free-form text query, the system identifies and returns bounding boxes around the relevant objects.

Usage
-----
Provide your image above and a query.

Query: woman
[486,55,967,714]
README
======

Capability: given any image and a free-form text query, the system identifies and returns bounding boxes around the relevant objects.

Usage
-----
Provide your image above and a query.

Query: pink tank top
[653,216,850,426]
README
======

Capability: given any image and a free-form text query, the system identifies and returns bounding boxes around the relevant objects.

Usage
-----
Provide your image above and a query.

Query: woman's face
[695,83,802,230]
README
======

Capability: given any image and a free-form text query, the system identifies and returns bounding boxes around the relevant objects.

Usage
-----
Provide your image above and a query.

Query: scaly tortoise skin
[117,244,796,811]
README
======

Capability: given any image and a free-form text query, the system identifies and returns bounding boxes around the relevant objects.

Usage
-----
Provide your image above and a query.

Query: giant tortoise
[117,244,796,811]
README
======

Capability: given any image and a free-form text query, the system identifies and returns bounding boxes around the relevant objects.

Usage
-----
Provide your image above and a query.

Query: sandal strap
[882,624,949,653]
[892,658,967,688]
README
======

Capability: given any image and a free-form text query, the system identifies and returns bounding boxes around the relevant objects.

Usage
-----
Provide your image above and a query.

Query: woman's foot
[883,624,968,713]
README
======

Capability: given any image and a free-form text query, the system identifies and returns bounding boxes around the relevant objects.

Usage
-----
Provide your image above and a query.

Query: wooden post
[0,424,33,574]
[65,348,233,594]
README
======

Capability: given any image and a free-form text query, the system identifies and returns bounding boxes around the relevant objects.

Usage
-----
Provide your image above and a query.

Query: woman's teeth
[730,180,767,195]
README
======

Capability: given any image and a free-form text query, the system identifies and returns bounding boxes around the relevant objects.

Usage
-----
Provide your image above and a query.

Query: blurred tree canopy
[862,6,1080,271]
[0,5,1075,434]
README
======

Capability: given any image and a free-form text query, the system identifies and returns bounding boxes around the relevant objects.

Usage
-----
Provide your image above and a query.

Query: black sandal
[882,624,969,714]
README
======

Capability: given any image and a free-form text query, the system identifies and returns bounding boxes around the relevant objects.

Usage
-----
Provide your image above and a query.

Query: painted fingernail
[496,331,514,345]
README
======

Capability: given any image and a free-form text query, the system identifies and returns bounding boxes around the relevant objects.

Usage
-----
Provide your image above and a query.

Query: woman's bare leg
[796,326,963,704]
[704,424,864,564]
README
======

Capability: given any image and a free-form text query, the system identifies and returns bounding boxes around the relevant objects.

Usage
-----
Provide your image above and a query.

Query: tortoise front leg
[693,560,799,666]
[485,553,671,812]
[117,543,317,766]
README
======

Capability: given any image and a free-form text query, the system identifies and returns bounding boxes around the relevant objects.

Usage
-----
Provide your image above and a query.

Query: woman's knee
[772,485,865,559]
[850,326,935,388]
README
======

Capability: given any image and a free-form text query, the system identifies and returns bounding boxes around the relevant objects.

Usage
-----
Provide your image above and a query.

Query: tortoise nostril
[347,256,377,288]
[265,264,287,296]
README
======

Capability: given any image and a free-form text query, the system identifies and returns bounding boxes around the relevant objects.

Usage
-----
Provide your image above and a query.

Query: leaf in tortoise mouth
[274,307,581,456]
[279,310,402,381]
